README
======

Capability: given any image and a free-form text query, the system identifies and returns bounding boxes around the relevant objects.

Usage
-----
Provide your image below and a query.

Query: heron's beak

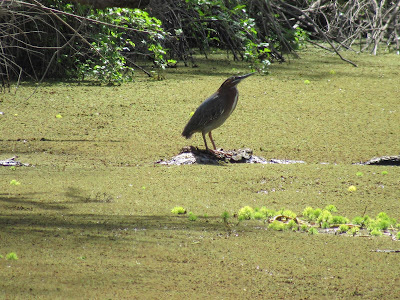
[238,72,256,80]
[232,72,255,85]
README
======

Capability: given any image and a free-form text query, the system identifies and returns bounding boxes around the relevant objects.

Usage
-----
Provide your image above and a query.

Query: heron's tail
[182,128,192,139]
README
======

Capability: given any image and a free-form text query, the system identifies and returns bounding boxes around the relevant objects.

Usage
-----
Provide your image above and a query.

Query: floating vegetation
[171,206,187,215]
[5,252,18,260]
[9,179,21,186]
[174,205,400,240]
[232,205,400,240]
[188,212,198,221]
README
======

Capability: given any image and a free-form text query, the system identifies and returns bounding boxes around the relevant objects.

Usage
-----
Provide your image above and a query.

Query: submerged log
[357,155,400,166]
[156,147,306,166]
[0,156,30,167]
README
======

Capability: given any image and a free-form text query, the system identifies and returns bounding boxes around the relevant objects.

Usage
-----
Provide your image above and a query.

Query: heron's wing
[182,92,226,137]
[191,93,225,128]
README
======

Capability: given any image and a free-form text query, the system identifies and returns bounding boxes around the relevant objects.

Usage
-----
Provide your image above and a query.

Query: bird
[182,72,255,151]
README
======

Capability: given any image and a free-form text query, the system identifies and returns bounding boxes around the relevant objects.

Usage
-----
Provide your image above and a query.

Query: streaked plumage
[182,73,254,150]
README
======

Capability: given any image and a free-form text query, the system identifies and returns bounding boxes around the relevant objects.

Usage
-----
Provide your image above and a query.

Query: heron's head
[220,72,255,89]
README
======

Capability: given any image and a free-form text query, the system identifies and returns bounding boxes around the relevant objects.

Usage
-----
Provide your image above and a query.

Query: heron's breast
[228,92,239,115]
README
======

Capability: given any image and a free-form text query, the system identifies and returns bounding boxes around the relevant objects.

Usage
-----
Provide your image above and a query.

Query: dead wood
[156,147,306,166]
[69,0,150,9]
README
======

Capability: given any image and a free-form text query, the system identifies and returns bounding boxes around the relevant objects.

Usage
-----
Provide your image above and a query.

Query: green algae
[1,48,400,298]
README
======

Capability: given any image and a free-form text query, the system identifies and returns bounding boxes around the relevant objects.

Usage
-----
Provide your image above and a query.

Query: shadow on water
[0,193,68,211]
[0,189,228,239]
[0,211,229,243]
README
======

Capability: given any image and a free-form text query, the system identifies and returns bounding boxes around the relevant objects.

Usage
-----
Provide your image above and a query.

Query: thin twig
[279,0,358,67]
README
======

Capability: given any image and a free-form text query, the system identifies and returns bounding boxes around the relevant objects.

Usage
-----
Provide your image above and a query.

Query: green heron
[182,73,255,150]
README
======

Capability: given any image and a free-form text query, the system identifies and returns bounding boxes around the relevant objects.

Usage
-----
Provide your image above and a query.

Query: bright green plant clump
[6,252,18,260]
[238,206,255,221]
[253,211,265,220]
[367,212,397,231]
[352,216,364,226]
[280,209,297,219]
[265,208,278,218]
[331,216,350,225]
[370,229,383,236]
[287,219,299,231]
[302,207,316,221]
[338,224,350,233]
[397,232,400,240]
[171,206,186,214]
[268,221,287,231]
[9,179,21,186]
[376,212,396,226]
[221,211,230,223]
[258,206,269,218]
[300,224,309,232]
[188,212,197,221]
[317,210,333,225]
[349,227,359,236]
[235,206,399,239]
[324,205,338,213]
[321,222,330,229]
[348,185,357,192]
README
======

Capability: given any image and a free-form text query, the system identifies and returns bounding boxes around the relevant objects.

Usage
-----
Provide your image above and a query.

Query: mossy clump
[287,219,299,231]
[324,205,338,213]
[221,211,230,223]
[331,215,350,225]
[253,211,265,220]
[317,210,333,225]
[300,224,309,232]
[264,208,278,218]
[352,216,365,226]
[234,205,399,240]
[238,206,255,221]
[188,212,197,221]
[268,220,287,231]
[367,212,396,232]
[376,212,396,228]
[171,206,186,215]
[279,209,297,219]
[349,227,359,236]
[370,228,383,236]
[9,179,21,186]
[321,221,330,229]
[308,227,318,235]
[348,185,357,192]
[302,207,322,222]
[6,252,18,260]
[302,206,316,221]
[338,224,350,233]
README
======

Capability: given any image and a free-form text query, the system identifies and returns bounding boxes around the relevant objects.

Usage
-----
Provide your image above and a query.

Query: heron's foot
[207,148,233,158]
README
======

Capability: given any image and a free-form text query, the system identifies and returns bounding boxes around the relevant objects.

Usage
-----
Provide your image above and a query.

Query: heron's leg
[207,132,233,157]
[202,132,209,150]
[208,131,217,150]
